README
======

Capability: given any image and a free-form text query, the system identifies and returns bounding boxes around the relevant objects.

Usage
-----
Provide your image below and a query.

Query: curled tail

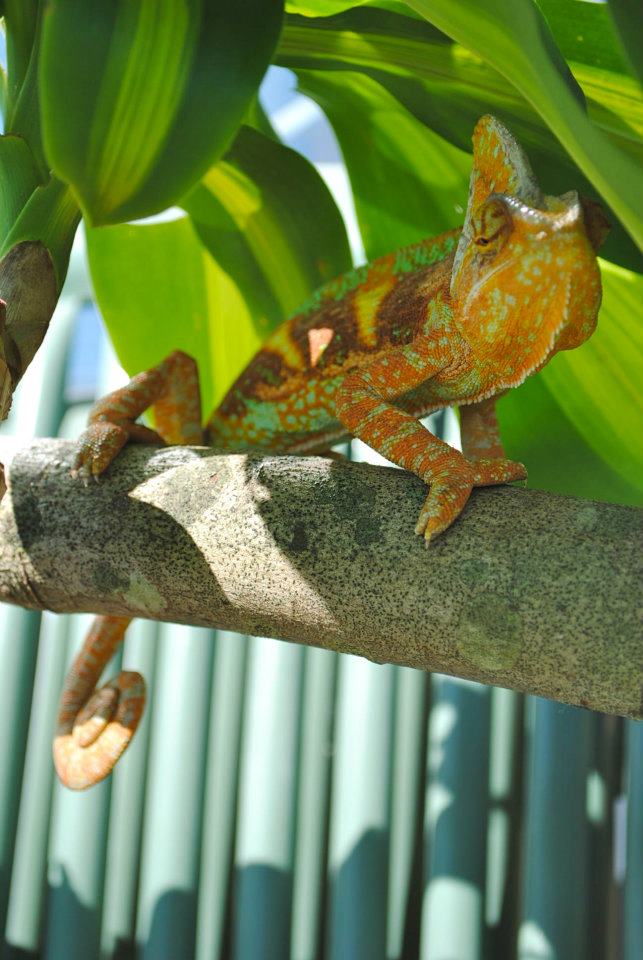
[53,615,145,790]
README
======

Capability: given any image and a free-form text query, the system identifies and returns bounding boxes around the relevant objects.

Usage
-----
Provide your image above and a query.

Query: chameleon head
[447,115,608,389]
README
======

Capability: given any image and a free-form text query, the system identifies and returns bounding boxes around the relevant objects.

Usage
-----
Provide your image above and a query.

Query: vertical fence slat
[387,667,427,960]
[290,647,338,960]
[326,657,395,960]
[624,720,643,960]
[421,677,491,960]
[195,631,248,960]
[232,637,304,960]
[3,614,70,958]
[44,615,113,960]
[518,699,594,960]
[100,619,159,959]
[485,688,522,955]
[136,624,215,960]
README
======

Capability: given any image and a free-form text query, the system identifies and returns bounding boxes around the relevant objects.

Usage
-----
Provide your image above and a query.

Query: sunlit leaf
[87,126,351,412]
[277,7,642,270]
[295,70,470,258]
[40,0,284,225]
[182,124,351,326]
[405,0,642,249]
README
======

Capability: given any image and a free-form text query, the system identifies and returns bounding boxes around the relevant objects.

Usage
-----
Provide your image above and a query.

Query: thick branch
[0,438,641,718]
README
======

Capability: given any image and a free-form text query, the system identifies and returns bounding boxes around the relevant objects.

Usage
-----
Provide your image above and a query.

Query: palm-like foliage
[1,0,641,503]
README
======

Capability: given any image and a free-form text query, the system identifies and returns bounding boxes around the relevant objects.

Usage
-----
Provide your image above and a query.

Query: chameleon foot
[415,457,527,543]
[471,457,527,486]
[415,463,475,544]
[71,420,163,480]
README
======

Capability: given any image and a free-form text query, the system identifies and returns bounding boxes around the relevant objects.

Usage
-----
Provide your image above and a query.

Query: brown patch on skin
[218,349,294,416]
[376,258,453,344]
[308,327,334,367]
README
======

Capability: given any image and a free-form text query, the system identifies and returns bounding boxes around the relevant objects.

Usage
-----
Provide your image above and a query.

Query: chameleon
[53,115,608,789]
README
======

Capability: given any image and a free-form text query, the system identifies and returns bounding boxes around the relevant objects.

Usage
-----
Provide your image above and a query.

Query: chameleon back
[207,228,460,452]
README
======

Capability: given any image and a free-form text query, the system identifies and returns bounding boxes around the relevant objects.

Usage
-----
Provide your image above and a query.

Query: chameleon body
[54,116,607,789]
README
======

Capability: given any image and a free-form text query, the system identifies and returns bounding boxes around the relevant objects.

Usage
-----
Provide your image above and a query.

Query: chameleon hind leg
[56,351,204,789]
[460,397,527,487]
[335,338,525,542]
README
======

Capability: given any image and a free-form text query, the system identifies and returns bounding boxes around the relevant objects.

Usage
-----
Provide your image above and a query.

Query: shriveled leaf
[40,0,284,225]
[0,240,57,418]
[498,260,643,506]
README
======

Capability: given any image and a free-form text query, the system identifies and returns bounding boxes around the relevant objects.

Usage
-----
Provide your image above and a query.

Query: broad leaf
[87,126,351,413]
[295,70,470,258]
[606,0,643,85]
[182,124,351,326]
[405,0,643,250]
[40,0,284,225]
[277,7,643,271]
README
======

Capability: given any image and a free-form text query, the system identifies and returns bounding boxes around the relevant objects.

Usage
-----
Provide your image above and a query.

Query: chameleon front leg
[335,339,525,542]
[56,351,204,789]
[459,397,505,460]
[72,349,203,478]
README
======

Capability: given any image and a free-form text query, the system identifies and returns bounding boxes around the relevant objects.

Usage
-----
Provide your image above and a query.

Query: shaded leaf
[1,176,81,289]
[182,124,351,326]
[0,134,44,242]
[40,0,284,225]
[87,127,351,413]
[405,0,642,249]
[295,70,470,258]
[606,0,643,84]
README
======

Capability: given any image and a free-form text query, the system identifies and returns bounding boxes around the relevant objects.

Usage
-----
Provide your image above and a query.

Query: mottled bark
[0,438,641,718]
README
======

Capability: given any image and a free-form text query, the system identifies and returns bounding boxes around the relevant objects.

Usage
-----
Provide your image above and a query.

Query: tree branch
[0,438,640,718]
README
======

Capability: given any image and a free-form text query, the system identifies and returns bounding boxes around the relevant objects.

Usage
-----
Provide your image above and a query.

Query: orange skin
[54,116,606,789]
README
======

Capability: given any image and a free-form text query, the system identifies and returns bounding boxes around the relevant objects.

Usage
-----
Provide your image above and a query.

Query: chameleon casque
[54,116,608,789]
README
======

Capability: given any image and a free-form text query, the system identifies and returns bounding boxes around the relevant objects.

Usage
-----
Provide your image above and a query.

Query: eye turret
[471,196,513,252]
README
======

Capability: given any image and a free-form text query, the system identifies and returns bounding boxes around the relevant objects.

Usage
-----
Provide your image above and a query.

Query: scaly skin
[55,115,607,789]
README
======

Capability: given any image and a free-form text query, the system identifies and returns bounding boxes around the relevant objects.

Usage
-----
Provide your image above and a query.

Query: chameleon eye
[471,196,512,250]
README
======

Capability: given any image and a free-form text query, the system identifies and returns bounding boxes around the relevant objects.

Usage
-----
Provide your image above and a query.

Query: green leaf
[87,126,351,413]
[606,0,643,85]
[498,260,643,506]
[182,124,352,327]
[0,134,44,242]
[294,70,470,259]
[1,175,81,289]
[40,0,284,225]
[3,0,39,117]
[277,8,643,271]
[405,0,643,250]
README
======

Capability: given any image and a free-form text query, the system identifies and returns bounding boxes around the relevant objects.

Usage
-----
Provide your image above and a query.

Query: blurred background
[0,64,640,960]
